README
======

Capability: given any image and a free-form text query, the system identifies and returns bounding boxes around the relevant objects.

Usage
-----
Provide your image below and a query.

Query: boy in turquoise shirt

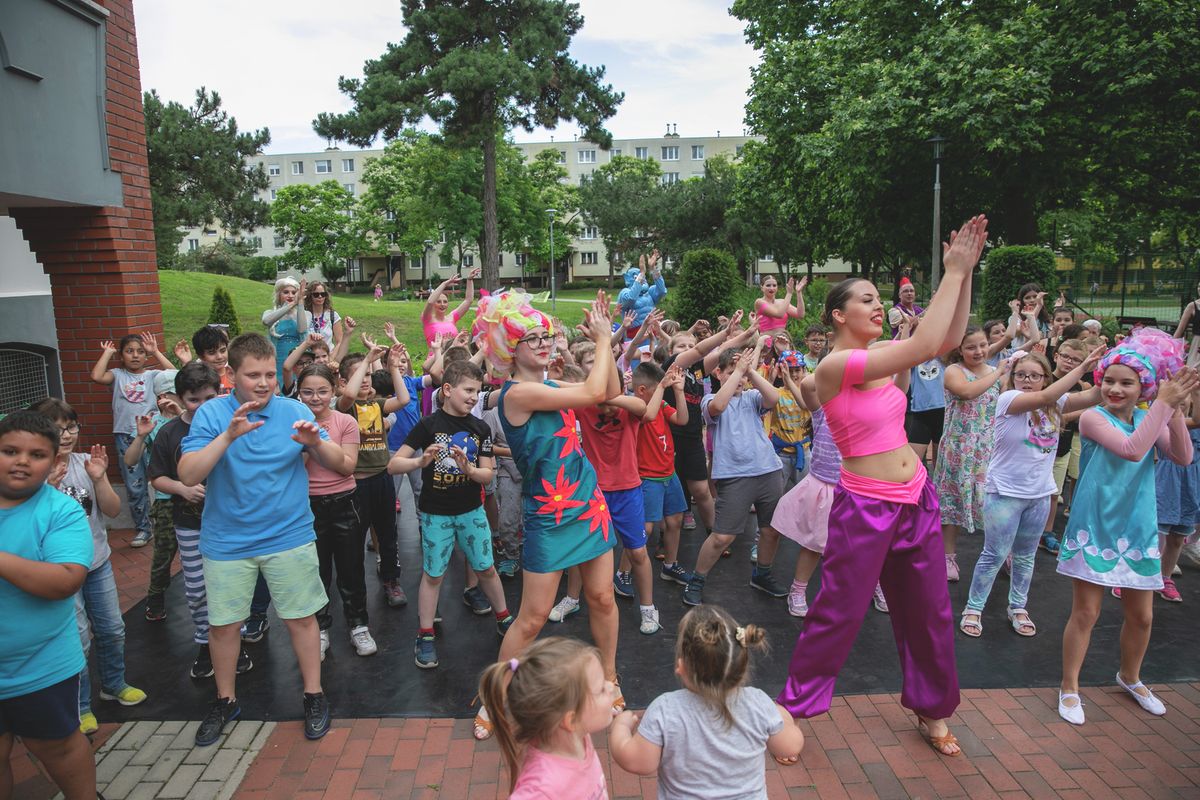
[0,410,96,799]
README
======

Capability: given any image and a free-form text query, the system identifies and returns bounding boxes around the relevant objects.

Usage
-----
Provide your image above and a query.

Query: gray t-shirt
[59,454,111,570]
[638,687,783,800]
[110,368,163,435]
[702,389,780,480]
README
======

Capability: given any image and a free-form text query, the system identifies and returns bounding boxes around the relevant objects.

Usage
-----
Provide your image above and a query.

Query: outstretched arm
[451,267,480,320]
[422,276,458,319]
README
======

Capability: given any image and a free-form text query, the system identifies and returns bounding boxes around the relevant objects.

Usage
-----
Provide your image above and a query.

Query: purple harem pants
[777,478,960,719]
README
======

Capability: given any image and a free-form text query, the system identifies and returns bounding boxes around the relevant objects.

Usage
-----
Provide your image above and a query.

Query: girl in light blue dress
[1057,329,1198,726]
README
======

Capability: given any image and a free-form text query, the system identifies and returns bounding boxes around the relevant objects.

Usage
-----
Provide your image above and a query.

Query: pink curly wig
[1094,327,1185,401]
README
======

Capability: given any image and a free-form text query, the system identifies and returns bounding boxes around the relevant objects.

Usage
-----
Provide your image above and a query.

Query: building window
[736,145,745,157]
[516,253,528,267]
[761,254,775,262]
[316,159,332,174]
[203,228,217,236]
[634,147,649,160]
[463,254,474,267]
[662,146,679,161]
[581,251,599,265]
[578,149,596,164]
[609,148,621,159]
[439,231,448,244]
[268,164,281,176]
[556,150,567,164]
[661,172,680,185]
[385,210,396,221]
[343,183,355,195]
[691,145,705,160]
[273,235,285,249]
[291,161,304,175]
[581,226,598,240]
[342,158,355,172]
[270,189,278,200]
[346,259,362,283]
[188,239,199,251]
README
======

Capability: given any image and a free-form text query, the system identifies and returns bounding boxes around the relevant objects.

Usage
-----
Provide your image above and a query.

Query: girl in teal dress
[261,276,310,385]
[1057,329,1198,727]
[471,290,623,740]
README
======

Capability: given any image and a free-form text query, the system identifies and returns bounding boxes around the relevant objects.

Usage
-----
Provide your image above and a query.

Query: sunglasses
[311,291,327,298]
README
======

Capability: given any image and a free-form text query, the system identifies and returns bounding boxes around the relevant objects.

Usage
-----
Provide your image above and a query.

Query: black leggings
[313,489,367,630]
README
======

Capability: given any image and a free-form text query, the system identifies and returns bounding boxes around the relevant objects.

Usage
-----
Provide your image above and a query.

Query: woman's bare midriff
[841,445,920,483]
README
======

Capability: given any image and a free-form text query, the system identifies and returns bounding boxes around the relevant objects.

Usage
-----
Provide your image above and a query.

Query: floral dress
[498,381,615,573]
[931,364,1000,531]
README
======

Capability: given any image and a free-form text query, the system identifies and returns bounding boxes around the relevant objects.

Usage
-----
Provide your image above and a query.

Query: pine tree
[208,286,241,337]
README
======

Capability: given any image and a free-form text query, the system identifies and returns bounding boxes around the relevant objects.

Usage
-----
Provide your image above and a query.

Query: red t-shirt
[577,405,641,491]
[637,403,676,478]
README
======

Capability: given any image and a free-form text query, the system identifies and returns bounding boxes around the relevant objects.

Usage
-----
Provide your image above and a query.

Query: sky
[135,0,759,155]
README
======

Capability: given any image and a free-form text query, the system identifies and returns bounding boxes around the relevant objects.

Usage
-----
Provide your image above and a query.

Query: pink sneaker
[945,553,960,582]
[1112,587,1122,599]
[787,588,808,618]
[1158,578,1182,603]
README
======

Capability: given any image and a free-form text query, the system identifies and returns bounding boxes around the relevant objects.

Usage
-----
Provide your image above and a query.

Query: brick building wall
[10,0,162,437]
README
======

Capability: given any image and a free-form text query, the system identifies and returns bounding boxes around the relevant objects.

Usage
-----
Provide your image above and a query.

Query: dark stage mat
[102,487,1200,723]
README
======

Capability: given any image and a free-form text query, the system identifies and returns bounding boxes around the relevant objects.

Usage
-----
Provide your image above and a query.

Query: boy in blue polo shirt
[0,411,96,799]
[180,333,348,746]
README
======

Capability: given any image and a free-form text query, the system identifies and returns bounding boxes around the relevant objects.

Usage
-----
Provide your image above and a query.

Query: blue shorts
[419,506,494,577]
[642,475,688,523]
[605,486,647,550]
[0,675,80,740]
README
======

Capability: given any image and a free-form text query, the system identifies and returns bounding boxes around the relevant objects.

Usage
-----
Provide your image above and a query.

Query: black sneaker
[236,648,254,674]
[241,615,269,643]
[750,570,788,598]
[303,692,331,740]
[144,596,166,622]
[195,697,240,746]
[191,644,214,679]
[463,586,492,615]
[682,574,706,607]
[414,633,439,669]
[497,614,515,637]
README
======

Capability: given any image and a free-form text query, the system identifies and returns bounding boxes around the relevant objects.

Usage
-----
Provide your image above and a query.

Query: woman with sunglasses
[304,282,342,351]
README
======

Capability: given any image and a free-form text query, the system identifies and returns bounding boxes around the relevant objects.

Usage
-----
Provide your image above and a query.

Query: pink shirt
[422,308,464,345]
[509,736,608,800]
[755,298,789,333]
[306,410,359,495]
[824,349,908,458]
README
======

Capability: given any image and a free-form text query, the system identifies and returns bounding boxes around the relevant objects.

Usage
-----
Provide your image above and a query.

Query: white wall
[0,215,52,297]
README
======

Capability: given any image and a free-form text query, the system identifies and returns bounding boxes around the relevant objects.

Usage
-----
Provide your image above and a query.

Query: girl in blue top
[261,277,310,385]
[472,290,622,741]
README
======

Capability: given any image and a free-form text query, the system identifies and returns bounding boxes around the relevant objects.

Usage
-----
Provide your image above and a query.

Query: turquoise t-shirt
[0,483,93,699]
[181,391,327,560]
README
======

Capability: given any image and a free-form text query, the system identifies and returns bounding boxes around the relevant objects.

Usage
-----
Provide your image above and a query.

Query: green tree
[269,182,370,283]
[314,0,623,289]
[207,286,241,336]
[667,248,743,325]
[578,155,662,288]
[144,88,271,268]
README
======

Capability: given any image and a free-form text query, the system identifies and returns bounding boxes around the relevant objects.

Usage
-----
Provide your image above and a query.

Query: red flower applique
[533,465,585,524]
[579,488,612,541]
[553,409,582,459]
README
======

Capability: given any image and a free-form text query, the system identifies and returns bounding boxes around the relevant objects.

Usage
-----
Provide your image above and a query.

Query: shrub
[245,256,278,282]
[208,286,241,337]
[664,248,742,325]
[979,246,1057,323]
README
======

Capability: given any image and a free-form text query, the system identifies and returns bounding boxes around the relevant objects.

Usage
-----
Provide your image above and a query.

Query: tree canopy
[269,181,369,284]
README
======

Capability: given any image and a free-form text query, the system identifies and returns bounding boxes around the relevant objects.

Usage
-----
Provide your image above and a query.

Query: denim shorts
[204,541,326,626]
[642,475,688,523]
[419,506,494,577]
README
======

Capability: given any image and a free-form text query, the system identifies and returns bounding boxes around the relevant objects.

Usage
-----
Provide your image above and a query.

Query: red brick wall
[10,0,162,439]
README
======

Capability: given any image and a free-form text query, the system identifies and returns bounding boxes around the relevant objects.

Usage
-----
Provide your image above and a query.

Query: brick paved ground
[12,529,1200,799]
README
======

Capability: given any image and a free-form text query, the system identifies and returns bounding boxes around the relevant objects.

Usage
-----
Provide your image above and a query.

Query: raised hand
[139,331,160,354]
[174,339,193,364]
[100,340,117,354]
[343,316,357,333]
[797,276,809,293]
[622,309,636,329]
[647,249,660,271]
[290,419,324,447]
[454,330,471,349]
[48,459,67,488]
[226,401,265,440]
[84,445,109,480]
[297,279,308,301]
[1008,299,1021,315]
[366,341,388,365]
[383,321,398,343]
[135,414,156,438]
[361,332,379,351]
[941,215,989,277]
[1159,368,1200,408]
[468,266,482,280]
[387,343,408,370]
[728,309,744,331]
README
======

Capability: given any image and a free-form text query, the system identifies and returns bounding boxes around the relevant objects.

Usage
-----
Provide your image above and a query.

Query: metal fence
[1055,251,1198,327]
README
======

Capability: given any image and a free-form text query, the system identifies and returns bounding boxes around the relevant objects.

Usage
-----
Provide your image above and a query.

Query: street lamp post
[928,136,945,291]
[546,209,558,313]
[423,239,433,294]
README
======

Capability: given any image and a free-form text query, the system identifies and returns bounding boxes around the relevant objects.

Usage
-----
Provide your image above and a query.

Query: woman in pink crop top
[421,267,480,345]
[777,215,990,758]
[754,275,806,334]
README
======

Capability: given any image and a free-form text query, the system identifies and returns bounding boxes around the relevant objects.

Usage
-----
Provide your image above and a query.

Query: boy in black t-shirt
[388,361,512,670]
[147,362,253,679]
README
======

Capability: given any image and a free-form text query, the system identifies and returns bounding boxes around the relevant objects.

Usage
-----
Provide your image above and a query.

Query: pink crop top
[823,349,909,458]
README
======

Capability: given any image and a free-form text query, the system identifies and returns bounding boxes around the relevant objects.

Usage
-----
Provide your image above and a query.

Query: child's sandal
[959,611,982,638]
[1007,607,1036,637]
[773,754,799,766]
[611,676,626,714]
[916,716,962,757]
[473,709,493,741]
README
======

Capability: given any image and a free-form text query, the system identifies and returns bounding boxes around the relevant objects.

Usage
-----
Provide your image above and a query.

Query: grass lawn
[157,271,590,358]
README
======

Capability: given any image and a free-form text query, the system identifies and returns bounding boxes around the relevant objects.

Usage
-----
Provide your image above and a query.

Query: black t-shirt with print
[664,353,706,440]
[403,410,494,516]
[147,416,204,530]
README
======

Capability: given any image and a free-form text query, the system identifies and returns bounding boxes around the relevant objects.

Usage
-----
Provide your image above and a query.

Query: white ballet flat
[1058,691,1085,725]
[1116,673,1166,716]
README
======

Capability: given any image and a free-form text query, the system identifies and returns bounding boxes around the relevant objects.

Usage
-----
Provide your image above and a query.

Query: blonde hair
[479,638,599,791]
[1005,351,1061,430]
[676,605,767,727]
[660,319,680,336]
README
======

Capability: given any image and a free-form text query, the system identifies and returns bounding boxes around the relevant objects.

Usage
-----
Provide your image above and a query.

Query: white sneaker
[872,583,889,614]
[1058,692,1085,725]
[547,596,580,623]
[945,553,960,582]
[1179,540,1200,568]
[1116,672,1166,716]
[639,607,661,635]
[350,626,377,656]
[1172,564,1183,577]
[787,589,808,618]
[319,629,330,662]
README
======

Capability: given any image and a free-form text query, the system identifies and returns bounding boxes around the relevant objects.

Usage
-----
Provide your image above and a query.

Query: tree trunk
[481,135,501,289]
[608,254,615,291]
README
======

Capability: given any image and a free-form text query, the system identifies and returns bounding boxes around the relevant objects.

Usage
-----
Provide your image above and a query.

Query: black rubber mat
[101,489,1200,722]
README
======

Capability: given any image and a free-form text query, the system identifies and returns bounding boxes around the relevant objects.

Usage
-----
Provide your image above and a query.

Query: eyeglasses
[1013,372,1046,381]
[58,424,80,435]
[298,389,333,399]
[518,334,554,347]
[1056,353,1082,365]
[310,292,327,298]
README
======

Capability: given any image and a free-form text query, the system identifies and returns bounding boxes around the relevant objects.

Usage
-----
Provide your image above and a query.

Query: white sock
[640,604,656,614]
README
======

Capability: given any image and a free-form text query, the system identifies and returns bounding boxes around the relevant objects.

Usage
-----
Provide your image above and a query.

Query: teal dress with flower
[1058,407,1163,589]
[498,381,615,573]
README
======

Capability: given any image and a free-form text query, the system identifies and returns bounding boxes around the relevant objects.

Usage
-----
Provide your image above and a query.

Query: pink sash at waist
[839,462,927,505]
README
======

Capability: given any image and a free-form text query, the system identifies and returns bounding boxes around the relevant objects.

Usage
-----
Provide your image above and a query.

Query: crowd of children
[6,228,1200,797]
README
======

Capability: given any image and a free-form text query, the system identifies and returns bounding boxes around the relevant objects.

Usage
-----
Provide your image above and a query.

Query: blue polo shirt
[182,391,327,560]
[0,484,93,699]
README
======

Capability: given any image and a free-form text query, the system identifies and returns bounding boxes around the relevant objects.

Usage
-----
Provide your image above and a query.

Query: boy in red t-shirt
[630,362,691,585]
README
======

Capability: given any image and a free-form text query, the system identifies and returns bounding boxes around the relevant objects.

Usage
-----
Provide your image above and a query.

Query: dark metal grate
[0,348,51,415]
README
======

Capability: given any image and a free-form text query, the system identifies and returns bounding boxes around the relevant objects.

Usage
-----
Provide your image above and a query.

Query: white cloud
[135,0,755,152]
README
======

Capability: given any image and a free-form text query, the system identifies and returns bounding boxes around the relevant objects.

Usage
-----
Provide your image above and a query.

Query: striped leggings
[175,527,209,644]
